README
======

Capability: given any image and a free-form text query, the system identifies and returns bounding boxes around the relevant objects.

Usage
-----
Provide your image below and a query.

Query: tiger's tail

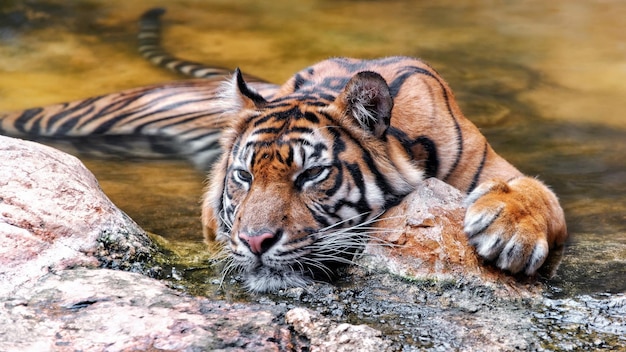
[138,7,268,84]
[138,8,232,79]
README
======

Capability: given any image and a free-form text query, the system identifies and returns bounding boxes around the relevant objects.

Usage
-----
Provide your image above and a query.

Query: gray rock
[0,268,293,351]
[0,136,157,296]
[361,177,539,297]
[286,307,392,352]
[1,267,408,351]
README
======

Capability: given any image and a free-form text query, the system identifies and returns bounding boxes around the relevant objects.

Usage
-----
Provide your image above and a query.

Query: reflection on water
[0,0,624,296]
[81,159,206,243]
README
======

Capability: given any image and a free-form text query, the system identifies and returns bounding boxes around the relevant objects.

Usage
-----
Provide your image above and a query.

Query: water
[1,0,624,299]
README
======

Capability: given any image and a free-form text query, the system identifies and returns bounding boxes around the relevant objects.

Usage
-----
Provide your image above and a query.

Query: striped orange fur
[0,8,567,292]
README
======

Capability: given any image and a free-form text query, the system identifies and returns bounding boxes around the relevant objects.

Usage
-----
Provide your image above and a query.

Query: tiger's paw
[463,177,567,275]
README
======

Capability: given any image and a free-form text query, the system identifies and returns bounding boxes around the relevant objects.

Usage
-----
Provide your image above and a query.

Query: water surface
[1,0,624,297]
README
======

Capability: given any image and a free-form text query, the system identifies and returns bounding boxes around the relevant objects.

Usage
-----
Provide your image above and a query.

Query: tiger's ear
[226,68,267,110]
[335,71,393,138]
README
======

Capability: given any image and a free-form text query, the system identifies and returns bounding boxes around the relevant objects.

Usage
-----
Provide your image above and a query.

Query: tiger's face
[203,70,420,292]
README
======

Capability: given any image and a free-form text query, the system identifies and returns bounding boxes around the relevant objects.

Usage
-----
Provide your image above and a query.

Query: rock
[0,268,401,351]
[0,268,292,351]
[0,136,157,296]
[360,177,536,295]
[286,307,392,352]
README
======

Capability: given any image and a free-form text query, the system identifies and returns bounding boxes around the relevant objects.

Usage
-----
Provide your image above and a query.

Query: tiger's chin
[243,266,313,293]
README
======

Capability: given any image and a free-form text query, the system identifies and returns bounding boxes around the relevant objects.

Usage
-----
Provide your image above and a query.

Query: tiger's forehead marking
[238,133,330,170]
[249,104,323,128]
[234,105,333,175]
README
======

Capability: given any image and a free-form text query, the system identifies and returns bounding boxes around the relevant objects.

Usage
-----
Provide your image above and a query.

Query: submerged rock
[0,136,157,296]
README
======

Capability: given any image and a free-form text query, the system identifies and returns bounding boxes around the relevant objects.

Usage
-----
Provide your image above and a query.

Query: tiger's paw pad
[463,179,551,275]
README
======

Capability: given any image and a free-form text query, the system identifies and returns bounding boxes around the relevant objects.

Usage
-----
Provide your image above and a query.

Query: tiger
[0,8,568,292]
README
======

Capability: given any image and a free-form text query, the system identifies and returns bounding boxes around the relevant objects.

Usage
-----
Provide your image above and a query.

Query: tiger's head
[202,69,423,292]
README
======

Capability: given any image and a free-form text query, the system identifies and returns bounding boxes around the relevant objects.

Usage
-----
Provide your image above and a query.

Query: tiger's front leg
[463,176,568,275]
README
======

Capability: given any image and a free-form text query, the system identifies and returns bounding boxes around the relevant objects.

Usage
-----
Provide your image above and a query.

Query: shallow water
[1,0,624,300]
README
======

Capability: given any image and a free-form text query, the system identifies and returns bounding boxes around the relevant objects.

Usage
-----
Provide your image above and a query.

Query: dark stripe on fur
[321,113,404,208]
[14,108,44,134]
[391,66,463,182]
[468,141,488,193]
[388,127,439,178]
[138,8,233,79]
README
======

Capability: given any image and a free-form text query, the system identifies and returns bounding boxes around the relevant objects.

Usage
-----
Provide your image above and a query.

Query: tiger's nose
[238,230,281,255]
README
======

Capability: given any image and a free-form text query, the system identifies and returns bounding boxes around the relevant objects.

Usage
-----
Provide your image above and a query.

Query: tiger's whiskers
[211,210,407,291]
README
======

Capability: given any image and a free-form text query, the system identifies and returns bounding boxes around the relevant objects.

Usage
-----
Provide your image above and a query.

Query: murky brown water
[1,0,624,298]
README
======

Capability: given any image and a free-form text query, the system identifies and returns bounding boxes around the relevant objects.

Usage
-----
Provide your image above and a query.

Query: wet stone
[0,268,295,351]
[360,177,540,297]
[0,136,160,296]
[285,307,392,352]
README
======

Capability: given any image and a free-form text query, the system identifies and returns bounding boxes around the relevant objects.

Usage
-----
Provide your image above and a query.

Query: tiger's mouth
[225,214,384,292]
[243,265,314,292]
[233,238,366,292]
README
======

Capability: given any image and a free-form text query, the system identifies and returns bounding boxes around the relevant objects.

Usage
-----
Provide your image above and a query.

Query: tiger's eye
[301,166,325,181]
[295,166,328,190]
[234,169,253,183]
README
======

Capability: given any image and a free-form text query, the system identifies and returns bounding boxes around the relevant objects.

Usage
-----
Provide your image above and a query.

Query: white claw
[470,230,506,261]
[496,240,523,273]
[464,203,504,237]
[524,240,549,275]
